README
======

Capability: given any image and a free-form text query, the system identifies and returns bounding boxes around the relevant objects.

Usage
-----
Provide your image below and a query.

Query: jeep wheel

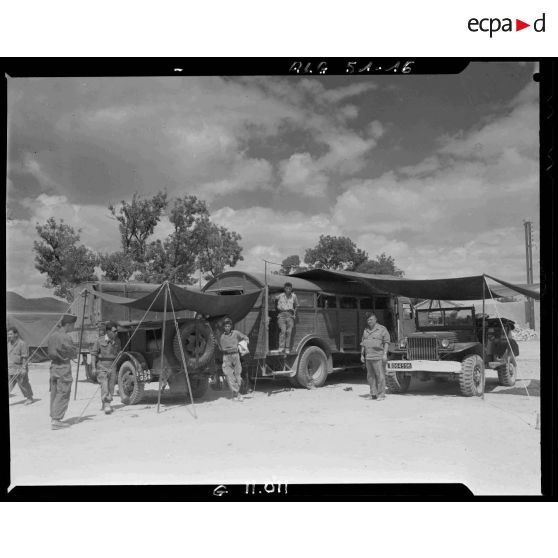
[297,346,328,388]
[118,360,145,405]
[386,371,411,393]
[497,355,517,387]
[459,355,485,397]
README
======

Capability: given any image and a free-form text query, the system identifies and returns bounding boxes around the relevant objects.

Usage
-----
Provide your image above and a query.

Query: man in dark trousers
[7,326,34,405]
[92,321,122,414]
[47,314,77,429]
[360,312,390,401]
[219,317,249,401]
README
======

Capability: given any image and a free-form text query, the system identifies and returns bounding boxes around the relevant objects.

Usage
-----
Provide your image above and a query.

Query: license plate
[387,361,412,370]
[137,369,151,382]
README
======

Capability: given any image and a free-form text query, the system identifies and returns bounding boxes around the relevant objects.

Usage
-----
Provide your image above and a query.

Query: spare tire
[173,321,216,370]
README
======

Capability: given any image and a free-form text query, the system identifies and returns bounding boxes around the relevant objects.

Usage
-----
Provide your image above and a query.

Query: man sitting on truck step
[275,282,298,353]
[219,317,249,402]
[92,321,122,415]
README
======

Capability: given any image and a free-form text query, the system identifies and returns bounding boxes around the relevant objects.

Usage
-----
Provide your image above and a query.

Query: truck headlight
[440,338,451,349]
[399,338,407,349]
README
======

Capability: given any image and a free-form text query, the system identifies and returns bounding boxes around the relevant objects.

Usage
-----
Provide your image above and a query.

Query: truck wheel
[85,362,98,383]
[297,346,328,388]
[459,355,485,397]
[173,321,216,370]
[497,356,517,387]
[189,376,210,399]
[288,376,302,388]
[118,360,145,405]
[386,371,411,393]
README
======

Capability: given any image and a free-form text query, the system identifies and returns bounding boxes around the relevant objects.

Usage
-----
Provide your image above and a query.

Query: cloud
[211,206,341,271]
[321,83,378,103]
[332,79,538,281]
[279,153,329,197]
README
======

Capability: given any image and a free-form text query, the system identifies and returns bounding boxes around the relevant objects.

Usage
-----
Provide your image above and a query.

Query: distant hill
[6,291,68,313]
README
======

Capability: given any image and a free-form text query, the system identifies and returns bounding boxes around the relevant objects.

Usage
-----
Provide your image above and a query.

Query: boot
[51,419,70,430]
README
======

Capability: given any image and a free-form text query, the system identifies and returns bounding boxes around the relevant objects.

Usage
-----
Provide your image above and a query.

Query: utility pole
[523,220,536,330]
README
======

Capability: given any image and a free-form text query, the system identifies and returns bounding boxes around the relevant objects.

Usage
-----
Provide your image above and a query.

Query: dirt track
[9,340,540,495]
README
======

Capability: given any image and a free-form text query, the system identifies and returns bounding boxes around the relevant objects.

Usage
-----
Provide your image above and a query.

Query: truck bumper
[386,360,462,374]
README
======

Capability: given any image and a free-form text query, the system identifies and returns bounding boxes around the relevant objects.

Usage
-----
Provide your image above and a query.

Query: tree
[109,191,168,261]
[98,251,136,281]
[356,252,405,277]
[279,255,301,275]
[33,217,98,301]
[304,235,368,271]
[196,219,243,280]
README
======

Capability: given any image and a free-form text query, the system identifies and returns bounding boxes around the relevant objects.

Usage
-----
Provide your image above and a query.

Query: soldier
[360,312,391,401]
[47,314,77,429]
[7,326,34,405]
[91,321,122,414]
[275,282,298,353]
[219,317,249,401]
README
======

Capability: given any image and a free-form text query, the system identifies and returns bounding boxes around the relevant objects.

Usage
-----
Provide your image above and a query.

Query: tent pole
[167,283,197,419]
[157,281,169,414]
[482,276,486,400]
[264,260,269,356]
[73,289,89,400]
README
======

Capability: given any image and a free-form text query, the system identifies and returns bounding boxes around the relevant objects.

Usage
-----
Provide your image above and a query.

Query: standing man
[47,314,77,429]
[360,312,390,401]
[7,327,34,405]
[275,282,298,353]
[219,317,249,401]
[91,321,122,415]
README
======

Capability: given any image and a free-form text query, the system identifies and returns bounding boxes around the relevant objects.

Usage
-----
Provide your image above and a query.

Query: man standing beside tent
[47,314,77,430]
[7,326,34,405]
[92,321,122,415]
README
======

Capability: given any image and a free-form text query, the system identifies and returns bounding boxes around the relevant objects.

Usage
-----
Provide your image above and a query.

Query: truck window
[317,294,337,308]
[296,292,315,308]
[359,298,373,309]
[339,296,358,309]
[375,297,389,309]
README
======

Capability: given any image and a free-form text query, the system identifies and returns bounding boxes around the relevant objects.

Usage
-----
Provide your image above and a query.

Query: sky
[6,62,540,299]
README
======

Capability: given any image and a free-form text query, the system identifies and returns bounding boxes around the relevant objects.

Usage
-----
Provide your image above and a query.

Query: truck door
[338,296,359,351]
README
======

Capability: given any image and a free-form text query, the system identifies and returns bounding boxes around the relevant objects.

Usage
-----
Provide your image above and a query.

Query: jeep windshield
[416,307,475,330]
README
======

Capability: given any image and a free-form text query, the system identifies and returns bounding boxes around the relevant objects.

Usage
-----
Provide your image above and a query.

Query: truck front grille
[407,337,438,360]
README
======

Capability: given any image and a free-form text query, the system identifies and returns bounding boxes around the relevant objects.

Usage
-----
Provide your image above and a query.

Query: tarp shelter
[84,282,261,323]
[291,270,541,301]
[6,313,65,361]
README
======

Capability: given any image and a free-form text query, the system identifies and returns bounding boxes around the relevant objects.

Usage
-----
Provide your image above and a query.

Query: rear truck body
[72,282,213,405]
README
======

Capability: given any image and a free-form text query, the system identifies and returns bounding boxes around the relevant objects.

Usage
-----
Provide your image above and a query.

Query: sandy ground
[9,340,541,495]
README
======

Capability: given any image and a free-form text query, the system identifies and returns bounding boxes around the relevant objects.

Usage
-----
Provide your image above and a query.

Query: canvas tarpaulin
[85,282,261,323]
[7,313,64,360]
[291,269,541,301]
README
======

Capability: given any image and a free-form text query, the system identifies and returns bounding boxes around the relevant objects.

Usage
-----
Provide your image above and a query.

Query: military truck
[386,305,519,396]
[71,282,225,405]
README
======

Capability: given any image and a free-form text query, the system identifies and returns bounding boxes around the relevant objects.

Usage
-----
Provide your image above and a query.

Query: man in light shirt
[275,282,298,353]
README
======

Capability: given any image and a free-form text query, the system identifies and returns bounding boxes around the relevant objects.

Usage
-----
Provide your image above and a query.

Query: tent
[84,281,260,322]
[291,269,540,301]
